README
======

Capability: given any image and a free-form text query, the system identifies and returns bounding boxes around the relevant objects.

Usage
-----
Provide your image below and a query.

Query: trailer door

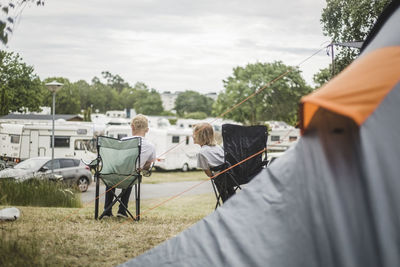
[29,130,39,157]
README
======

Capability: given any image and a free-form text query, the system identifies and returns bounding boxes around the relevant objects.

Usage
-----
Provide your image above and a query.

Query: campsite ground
[0,171,215,266]
[81,171,214,203]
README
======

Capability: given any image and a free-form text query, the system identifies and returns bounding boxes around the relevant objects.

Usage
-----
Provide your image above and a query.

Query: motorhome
[104,125,199,171]
[267,127,300,152]
[0,122,97,165]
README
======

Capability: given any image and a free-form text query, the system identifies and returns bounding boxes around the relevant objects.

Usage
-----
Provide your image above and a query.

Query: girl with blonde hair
[193,123,235,202]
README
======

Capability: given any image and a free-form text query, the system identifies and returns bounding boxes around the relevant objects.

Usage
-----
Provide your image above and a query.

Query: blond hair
[193,123,216,146]
[131,114,148,131]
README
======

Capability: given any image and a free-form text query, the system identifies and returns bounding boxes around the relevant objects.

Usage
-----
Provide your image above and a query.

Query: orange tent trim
[301,46,400,133]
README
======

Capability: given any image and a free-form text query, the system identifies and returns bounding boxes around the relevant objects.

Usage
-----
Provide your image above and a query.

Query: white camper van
[267,128,300,152]
[0,122,96,165]
[104,125,199,171]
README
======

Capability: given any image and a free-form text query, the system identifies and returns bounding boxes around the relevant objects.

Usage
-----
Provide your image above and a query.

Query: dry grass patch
[144,170,208,184]
[0,193,214,266]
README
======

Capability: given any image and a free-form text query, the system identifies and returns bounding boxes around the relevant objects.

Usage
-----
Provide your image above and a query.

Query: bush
[168,118,177,125]
[0,179,82,208]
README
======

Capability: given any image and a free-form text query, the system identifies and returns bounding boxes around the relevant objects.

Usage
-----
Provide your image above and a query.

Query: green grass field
[0,193,215,266]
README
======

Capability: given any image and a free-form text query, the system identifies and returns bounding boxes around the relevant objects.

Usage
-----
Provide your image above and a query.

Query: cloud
[5,0,331,92]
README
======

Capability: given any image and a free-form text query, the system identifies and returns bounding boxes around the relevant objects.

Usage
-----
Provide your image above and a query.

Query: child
[193,123,235,202]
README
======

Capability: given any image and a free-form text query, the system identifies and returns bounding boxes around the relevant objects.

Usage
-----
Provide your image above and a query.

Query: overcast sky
[4,0,331,94]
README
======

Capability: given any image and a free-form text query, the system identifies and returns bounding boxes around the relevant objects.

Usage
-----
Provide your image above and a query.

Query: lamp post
[45,81,63,174]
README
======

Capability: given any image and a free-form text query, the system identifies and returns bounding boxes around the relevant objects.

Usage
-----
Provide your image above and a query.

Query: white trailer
[104,125,199,171]
[0,122,97,164]
[267,128,300,152]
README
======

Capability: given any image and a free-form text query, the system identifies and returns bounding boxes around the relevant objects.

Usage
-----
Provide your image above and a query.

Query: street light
[45,81,63,174]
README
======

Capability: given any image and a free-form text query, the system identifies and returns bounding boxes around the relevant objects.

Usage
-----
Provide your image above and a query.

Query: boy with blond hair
[104,114,156,218]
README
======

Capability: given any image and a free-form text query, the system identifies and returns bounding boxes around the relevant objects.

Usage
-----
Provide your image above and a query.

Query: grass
[0,179,82,208]
[142,170,208,184]
[0,193,215,266]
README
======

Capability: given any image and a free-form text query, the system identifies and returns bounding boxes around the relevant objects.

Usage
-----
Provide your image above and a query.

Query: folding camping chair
[211,124,268,209]
[85,136,142,221]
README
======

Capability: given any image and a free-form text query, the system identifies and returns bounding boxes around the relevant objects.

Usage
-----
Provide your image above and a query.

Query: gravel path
[81,180,214,203]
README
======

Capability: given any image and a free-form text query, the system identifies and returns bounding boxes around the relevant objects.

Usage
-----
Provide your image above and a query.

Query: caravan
[104,125,199,171]
[0,122,96,165]
[266,121,300,152]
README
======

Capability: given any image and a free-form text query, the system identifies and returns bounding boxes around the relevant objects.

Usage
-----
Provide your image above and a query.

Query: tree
[0,50,43,115]
[74,80,92,110]
[184,112,208,120]
[89,78,122,112]
[312,68,331,88]
[42,77,81,114]
[0,1,44,44]
[175,90,214,117]
[314,0,391,86]
[132,84,164,115]
[213,61,312,125]
[101,71,130,93]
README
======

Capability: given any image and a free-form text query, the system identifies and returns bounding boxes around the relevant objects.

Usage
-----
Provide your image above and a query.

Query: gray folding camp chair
[85,136,142,221]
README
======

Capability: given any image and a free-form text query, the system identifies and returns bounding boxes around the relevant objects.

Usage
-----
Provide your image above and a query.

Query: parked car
[0,157,92,192]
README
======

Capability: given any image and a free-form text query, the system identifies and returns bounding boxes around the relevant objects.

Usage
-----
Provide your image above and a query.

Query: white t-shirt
[122,136,156,169]
[197,145,224,170]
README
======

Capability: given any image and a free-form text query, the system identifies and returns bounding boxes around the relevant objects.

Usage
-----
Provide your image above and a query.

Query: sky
[4,0,332,94]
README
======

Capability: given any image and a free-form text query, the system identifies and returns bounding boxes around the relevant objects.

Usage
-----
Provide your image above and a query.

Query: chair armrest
[210,162,229,172]
[81,158,99,168]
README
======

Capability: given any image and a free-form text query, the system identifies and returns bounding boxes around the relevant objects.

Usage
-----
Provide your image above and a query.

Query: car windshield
[14,158,49,171]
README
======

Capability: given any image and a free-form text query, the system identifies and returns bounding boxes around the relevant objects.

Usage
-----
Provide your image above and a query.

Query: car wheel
[77,177,89,192]
[182,163,189,172]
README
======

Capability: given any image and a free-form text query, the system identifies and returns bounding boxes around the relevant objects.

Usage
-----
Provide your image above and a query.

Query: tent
[121,2,400,266]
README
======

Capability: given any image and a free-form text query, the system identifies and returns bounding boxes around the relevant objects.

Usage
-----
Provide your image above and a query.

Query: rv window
[74,140,86,150]
[87,139,97,153]
[118,134,128,140]
[50,136,70,148]
[172,136,180,143]
[60,159,75,168]
[76,129,87,135]
[271,136,280,142]
[10,135,20,144]
[289,136,297,141]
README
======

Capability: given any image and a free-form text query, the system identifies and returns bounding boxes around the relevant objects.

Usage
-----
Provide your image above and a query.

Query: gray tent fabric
[121,86,400,267]
[120,3,400,266]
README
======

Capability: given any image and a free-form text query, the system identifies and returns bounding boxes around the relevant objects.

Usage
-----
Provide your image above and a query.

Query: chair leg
[210,179,222,210]
[100,189,136,220]
[95,173,100,220]
[100,195,119,220]
[136,182,141,221]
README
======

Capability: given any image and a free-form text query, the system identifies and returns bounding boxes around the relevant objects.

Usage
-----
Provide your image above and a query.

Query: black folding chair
[211,124,268,209]
[85,136,142,221]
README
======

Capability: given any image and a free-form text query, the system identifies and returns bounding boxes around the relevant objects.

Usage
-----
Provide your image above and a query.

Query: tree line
[0,54,217,119]
[0,51,310,125]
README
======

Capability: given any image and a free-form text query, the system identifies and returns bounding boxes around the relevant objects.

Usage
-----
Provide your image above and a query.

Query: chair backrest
[222,124,268,185]
[97,136,141,189]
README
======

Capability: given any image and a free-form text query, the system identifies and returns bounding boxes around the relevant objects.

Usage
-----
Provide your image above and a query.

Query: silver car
[0,157,93,192]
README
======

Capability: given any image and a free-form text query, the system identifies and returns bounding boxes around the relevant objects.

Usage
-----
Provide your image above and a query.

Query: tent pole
[331,43,335,78]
